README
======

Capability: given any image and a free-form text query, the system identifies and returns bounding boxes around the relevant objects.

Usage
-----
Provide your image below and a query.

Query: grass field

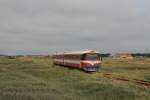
[0,57,150,100]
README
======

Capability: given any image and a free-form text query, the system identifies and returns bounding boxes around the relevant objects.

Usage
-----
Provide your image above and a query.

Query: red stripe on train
[54,61,80,68]
[64,62,80,68]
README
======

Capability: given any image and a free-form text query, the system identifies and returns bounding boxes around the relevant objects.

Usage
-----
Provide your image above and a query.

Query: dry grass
[0,57,149,100]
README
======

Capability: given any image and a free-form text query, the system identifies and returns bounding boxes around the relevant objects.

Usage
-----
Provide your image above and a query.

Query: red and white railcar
[53,50,102,72]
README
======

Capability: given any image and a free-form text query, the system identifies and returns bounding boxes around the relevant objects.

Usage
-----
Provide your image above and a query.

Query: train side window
[77,55,81,60]
[81,54,86,60]
[72,55,75,60]
[64,55,67,59]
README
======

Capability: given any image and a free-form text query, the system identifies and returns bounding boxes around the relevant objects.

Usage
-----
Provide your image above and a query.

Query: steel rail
[103,73,150,88]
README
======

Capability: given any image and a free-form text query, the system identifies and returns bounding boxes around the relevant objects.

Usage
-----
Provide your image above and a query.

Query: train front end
[81,53,102,72]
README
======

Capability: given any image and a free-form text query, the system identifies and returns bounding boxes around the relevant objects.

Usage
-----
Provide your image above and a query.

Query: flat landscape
[0,57,150,100]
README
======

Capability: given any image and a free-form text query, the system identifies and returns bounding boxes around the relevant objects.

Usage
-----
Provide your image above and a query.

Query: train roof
[54,50,99,55]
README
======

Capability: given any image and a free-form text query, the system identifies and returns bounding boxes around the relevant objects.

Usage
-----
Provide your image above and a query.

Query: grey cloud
[0,0,150,55]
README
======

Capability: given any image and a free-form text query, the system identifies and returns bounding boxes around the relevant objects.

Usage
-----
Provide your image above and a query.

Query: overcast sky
[0,0,150,55]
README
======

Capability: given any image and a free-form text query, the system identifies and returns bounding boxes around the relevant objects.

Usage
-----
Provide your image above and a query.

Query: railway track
[103,73,150,88]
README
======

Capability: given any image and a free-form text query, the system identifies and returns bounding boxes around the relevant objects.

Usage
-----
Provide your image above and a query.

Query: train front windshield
[84,54,100,61]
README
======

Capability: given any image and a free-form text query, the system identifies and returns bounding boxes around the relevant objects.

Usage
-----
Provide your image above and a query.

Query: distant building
[114,53,133,59]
